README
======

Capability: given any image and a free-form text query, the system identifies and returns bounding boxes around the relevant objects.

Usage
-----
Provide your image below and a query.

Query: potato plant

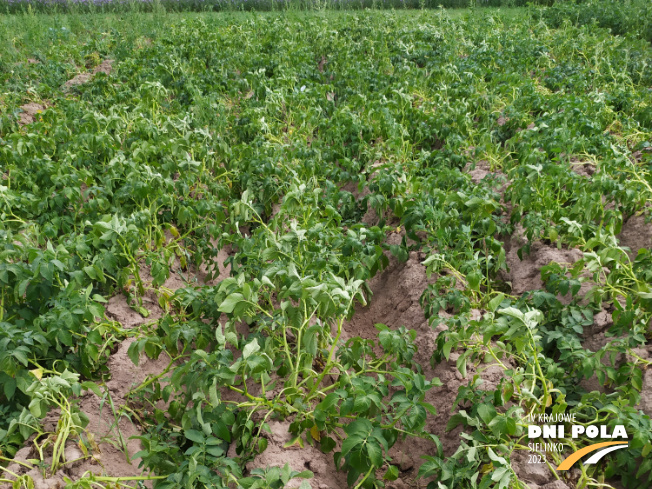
[1,5,652,489]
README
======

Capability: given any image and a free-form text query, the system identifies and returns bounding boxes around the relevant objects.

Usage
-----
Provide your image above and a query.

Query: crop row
[1,7,651,489]
[539,0,652,44]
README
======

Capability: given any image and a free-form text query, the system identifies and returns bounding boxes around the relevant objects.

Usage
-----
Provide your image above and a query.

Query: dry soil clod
[64,60,114,89]
[18,102,46,126]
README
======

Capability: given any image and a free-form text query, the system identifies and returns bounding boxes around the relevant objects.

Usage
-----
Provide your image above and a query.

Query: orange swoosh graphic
[557,441,629,470]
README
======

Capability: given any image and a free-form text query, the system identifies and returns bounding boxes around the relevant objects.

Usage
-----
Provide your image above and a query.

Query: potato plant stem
[353,465,375,489]
[130,352,185,396]
[305,315,344,402]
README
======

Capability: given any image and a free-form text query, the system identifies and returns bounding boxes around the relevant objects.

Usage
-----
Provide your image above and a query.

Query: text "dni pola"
[528,424,628,439]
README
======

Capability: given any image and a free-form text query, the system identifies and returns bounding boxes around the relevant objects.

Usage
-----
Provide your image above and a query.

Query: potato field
[1,5,651,489]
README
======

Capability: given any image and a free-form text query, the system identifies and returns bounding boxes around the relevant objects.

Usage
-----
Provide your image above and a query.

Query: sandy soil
[247,420,348,489]
[64,59,114,89]
[618,213,652,257]
[18,102,46,126]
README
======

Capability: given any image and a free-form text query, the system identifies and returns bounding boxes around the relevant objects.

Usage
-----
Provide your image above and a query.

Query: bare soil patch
[511,450,569,488]
[569,159,596,178]
[618,213,652,257]
[64,60,114,89]
[504,227,595,302]
[64,72,94,89]
[93,59,114,75]
[246,420,347,489]
[640,363,652,417]
[463,160,510,197]
[465,159,494,184]
[18,102,46,126]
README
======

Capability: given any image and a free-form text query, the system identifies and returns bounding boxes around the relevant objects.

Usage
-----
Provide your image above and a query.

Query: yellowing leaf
[480,463,493,474]
[30,368,43,380]
[310,425,321,441]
